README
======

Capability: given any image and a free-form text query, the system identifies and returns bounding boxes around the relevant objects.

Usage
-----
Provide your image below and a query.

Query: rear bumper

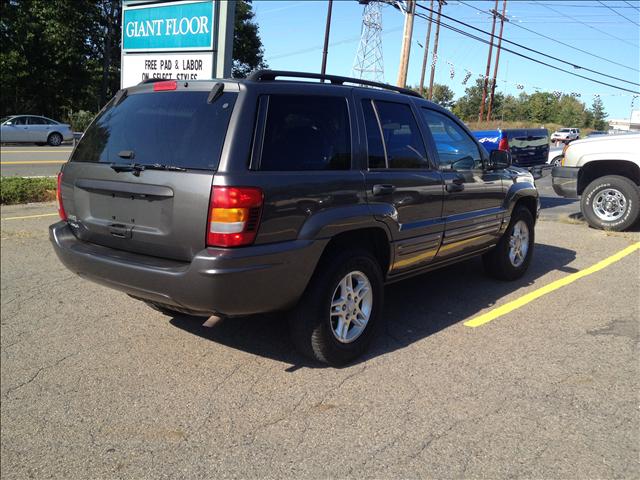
[552,166,579,198]
[49,222,326,316]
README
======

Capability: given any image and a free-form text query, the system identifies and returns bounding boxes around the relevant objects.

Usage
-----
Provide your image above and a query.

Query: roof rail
[246,70,423,98]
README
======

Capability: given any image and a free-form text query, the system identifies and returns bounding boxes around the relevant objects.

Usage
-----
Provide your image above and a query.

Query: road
[0,145,72,177]
[1,200,638,478]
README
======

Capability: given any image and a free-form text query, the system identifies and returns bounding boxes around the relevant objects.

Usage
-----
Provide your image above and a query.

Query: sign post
[121,0,235,88]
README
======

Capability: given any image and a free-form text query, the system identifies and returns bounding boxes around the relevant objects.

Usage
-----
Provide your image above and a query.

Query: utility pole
[478,0,499,122]
[486,0,507,121]
[419,0,434,97]
[428,0,445,100]
[320,0,334,80]
[396,0,415,88]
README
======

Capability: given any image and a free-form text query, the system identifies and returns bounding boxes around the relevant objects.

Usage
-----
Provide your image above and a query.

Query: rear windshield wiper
[110,163,187,176]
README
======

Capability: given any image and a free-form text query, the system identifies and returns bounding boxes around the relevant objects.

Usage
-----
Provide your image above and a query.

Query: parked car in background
[50,70,540,366]
[587,130,607,137]
[550,127,580,143]
[0,115,73,146]
[472,128,549,169]
[552,133,640,231]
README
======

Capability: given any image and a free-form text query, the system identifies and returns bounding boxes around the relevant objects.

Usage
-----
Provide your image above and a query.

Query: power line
[411,9,640,94]
[416,3,640,87]
[528,1,639,8]
[623,1,640,11]
[597,0,640,26]
[457,0,639,73]
[538,2,638,48]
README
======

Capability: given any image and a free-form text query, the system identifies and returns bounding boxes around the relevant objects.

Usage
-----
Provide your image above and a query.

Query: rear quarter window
[70,91,237,170]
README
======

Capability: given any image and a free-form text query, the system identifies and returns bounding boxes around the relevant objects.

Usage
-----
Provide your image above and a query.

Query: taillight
[498,136,510,151]
[56,171,67,221]
[207,187,263,247]
[153,80,177,91]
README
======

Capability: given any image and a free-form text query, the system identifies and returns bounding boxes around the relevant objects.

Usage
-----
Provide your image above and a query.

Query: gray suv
[50,70,539,365]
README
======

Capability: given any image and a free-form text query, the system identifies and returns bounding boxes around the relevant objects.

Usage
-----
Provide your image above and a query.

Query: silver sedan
[0,115,73,146]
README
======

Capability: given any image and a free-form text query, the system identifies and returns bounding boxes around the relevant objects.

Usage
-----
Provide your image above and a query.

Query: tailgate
[508,129,549,167]
[60,83,237,261]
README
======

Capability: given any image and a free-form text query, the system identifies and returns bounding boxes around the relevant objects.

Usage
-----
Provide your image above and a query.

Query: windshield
[559,128,571,132]
[1,116,12,124]
[70,90,237,170]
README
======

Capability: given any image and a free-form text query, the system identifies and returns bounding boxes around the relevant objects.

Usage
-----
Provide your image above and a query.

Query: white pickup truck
[552,133,640,231]
[550,128,580,143]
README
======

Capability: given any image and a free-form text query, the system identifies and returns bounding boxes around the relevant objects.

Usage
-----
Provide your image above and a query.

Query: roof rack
[246,70,423,98]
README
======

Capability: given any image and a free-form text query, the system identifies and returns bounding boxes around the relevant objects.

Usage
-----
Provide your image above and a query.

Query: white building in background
[609,110,640,132]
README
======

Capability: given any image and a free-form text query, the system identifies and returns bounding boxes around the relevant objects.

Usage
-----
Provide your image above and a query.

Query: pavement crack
[3,351,79,398]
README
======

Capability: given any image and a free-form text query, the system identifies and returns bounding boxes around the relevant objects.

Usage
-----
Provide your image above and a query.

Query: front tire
[47,132,63,146]
[483,206,535,280]
[289,249,384,366]
[581,175,639,231]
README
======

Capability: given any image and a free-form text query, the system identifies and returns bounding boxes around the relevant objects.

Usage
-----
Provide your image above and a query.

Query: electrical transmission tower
[352,1,385,83]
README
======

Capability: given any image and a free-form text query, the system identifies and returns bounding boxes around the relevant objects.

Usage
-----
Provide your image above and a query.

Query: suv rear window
[70,91,236,170]
[259,95,351,171]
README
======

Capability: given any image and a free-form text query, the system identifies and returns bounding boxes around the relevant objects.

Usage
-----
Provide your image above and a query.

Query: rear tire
[483,206,535,281]
[580,175,639,231]
[47,132,63,146]
[289,249,384,366]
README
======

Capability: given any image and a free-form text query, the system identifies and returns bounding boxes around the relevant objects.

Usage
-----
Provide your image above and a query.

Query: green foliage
[590,97,607,131]
[0,0,121,119]
[409,83,455,109]
[232,0,267,78]
[452,78,503,122]
[0,177,57,205]
[455,80,605,129]
[430,84,455,109]
[66,110,95,132]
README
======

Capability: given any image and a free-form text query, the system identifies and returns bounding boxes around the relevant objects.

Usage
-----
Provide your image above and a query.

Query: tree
[590,96,607,130]
[232,0,267,78]
[430,83,455,109]
[452,78,503,122]
[0,0,103,118]
[525,92,556,123]
[556,95,585,127]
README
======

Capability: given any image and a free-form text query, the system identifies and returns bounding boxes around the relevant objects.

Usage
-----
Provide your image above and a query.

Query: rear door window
[259,95,351,171]
[28,117,47,125]
[70,91,237,170]
[373,101,429,169]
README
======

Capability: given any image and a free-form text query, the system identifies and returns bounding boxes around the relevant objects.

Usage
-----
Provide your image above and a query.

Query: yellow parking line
[465,242,640,328]
[1,212,58,221]
[0,160,66,165]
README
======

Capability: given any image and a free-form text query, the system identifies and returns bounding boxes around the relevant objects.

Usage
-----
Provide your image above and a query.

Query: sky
[252,0,640,120]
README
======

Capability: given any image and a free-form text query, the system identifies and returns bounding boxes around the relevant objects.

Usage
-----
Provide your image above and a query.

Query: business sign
[122,52,213,85]
[123,1,215,52]
[121,0,234,89]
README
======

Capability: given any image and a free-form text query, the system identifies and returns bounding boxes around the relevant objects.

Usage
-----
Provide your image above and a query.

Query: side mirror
[488,149,512,169]
[4,121,13,126]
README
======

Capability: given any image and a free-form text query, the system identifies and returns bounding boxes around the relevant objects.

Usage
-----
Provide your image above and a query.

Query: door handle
[372,184,396,196]
[446,177,465,193]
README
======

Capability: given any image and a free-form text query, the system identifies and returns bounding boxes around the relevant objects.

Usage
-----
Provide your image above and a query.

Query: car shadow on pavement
[539,196,578,209]
[169,242,576,369]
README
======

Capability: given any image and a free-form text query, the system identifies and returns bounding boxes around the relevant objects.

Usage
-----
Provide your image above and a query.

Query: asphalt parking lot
[1,191,639,478]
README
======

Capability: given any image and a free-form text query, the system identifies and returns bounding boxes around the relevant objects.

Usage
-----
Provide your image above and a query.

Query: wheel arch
[317,227,392,279]
[577,160,640,195]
